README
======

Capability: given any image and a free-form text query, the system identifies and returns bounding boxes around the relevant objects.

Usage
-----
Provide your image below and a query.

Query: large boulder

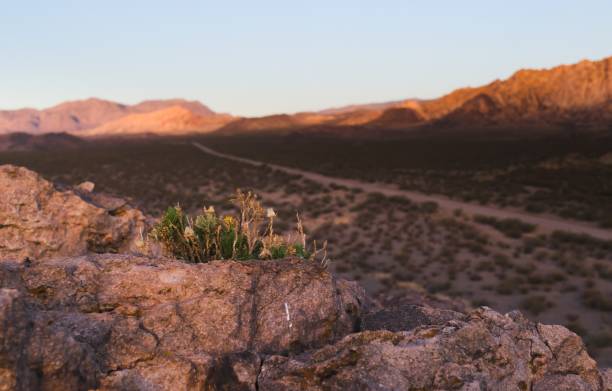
[0,165,147,260]
[0,254,609,390]
[259,308,606,391]
[0,255,365,390]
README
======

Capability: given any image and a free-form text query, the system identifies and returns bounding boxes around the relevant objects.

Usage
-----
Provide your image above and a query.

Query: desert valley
[1,54,612,390]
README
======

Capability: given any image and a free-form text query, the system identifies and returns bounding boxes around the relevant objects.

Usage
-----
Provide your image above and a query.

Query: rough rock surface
[602,368,612,391]
[0,165,147,260]
[362,303,465,332]
[0,255,365,390]
[259,307,607,390]
[1,249,608,391]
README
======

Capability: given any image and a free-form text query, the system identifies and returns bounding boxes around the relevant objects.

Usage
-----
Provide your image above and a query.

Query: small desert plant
[474,215,535,239]
[520,294,554,315]
[581,288,612,311]
[150,189,328,264]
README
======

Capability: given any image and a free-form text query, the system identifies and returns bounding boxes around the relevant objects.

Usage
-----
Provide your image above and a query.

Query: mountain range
[220,55,611,134]
[0,98,233,136]
[1,55,610,136]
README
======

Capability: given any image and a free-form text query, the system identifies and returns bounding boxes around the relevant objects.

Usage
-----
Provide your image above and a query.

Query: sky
[1,1,611,116]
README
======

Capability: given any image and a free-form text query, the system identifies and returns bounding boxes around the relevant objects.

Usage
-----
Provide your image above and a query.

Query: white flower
[205,206,215,214]
[259,248,271,259]
[266,208,276,218]
[184,226,195,239]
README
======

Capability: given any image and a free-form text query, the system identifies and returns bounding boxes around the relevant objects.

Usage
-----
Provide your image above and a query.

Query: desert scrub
[150,189,328,263]
[473,215,535,239]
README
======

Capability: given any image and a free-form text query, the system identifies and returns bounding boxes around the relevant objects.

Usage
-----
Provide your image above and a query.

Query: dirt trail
[192,142,612,241]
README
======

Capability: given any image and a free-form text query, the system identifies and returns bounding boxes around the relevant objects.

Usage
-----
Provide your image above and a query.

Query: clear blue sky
[1,0,611,116]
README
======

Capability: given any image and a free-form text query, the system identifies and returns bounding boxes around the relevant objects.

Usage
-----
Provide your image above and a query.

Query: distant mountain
[82,106,233,136]
[217,55,612,134]
[317,100,410,115]
[363,107,424,129]
[0,98,228,135]
[129,99,215,117]
[217,113,340,135]
[373,56,612,130]
[2,55,610,137]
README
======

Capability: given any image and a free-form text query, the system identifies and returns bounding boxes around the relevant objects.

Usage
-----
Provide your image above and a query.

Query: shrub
[587,331,612,348]
[566,321,588,337]
[520,295,553,315]
[550,231,612,253]
[581,288,612,311]
[419,201,439,214]
[474,215,535,239]
[495,278,516,295]
[150,189,327,264]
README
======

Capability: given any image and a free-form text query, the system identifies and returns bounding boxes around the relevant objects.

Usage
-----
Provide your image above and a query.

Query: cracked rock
[0,255,365,390]
[258,307,607,391]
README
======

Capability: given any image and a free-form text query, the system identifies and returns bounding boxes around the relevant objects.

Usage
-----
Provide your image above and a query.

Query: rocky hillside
[352,55,612,130]
[0,165,611,390]
[81,106,234,136]
[424,56,612,129]
[0,132,84,151]
[2,56,609,137]
[214,113,328,135]
[0,165,147,260]
[0,98,232,135]
[218,55,612,134]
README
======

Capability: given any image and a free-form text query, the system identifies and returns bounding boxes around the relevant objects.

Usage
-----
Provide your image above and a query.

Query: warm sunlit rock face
[0,98,228,135]
[81,106,234,136]
[425,56,612,128]
[0,164,147,260]
[367,56,612,130]
[217,55,612,133]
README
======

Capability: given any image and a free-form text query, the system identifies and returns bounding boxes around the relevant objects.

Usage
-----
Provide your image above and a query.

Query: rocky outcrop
[3,254,606,390]
[0,165,147,260]
[0,255,365,390]
[260,308,605,390]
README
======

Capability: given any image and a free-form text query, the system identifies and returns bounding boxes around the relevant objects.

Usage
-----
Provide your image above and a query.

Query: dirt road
[192,141,612,241]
